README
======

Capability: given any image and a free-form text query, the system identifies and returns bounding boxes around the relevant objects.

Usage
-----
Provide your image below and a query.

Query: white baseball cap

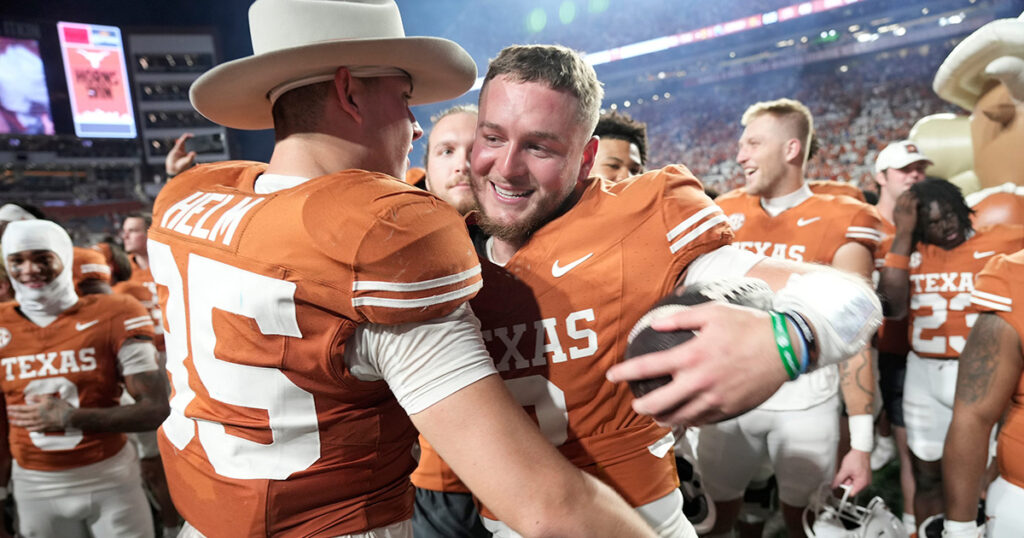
[874,141,933,173]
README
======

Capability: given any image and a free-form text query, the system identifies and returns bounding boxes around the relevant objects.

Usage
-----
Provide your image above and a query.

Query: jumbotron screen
[57,21,137,139]
[0,37,55,136]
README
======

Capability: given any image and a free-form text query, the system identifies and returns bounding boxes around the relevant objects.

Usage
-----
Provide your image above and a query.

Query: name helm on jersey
[803,484,907,538]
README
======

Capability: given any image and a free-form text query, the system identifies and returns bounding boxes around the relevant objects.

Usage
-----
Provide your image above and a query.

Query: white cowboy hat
[190,0,478,130]
[934,11,1024,111]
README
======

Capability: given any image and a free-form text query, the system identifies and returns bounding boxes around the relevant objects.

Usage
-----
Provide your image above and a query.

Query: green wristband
[769,311,799,380]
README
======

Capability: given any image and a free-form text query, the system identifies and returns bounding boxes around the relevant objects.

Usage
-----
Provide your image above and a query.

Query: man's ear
[333,67,362,125]
[578,135,599,183]
[875,171,888,188]
[784,138,803,163]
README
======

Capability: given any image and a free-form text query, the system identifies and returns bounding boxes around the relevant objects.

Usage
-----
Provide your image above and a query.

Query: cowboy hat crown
[190,0,478,130]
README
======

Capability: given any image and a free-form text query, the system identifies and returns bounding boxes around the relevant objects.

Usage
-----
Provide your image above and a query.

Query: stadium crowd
[1,1,1023,538]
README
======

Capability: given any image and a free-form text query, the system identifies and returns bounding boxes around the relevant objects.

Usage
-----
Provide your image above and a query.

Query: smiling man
[413,45,883,537]
[878,178,1024,529]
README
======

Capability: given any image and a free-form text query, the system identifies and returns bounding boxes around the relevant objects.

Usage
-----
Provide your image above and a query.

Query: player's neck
[487,236,520,266]
[266,133,372,179]
[876,195,897,225]
[133,253,149,271]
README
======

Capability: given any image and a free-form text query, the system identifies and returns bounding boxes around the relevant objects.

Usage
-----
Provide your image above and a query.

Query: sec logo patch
[728,213,745,231]
[0,328,11,349]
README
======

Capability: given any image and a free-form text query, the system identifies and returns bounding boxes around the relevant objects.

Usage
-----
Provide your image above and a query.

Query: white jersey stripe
[81,263,111,275]
[971,296,1012,312]
[972,289,1012,306]
[353,265,481,292]
[846,233,882,242]
[124,315,153,325]
[667,206,724,242]
[670,215,728,254]
[125,320,155,330]
[353,280,482,309]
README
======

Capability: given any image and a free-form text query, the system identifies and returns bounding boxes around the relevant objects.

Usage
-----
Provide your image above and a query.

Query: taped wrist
[772,270,881,368]
[848,414,874,452]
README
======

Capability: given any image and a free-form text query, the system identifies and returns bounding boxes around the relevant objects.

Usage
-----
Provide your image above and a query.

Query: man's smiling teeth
[744,168,756,176]
[494,184,531,199]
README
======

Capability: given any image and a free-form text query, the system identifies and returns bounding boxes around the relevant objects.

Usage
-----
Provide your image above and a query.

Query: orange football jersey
[807,180,866,202]
[716,189,883,264]
[413,166,733,512]
[149,162,482,537]
[908,225,1024,359]
[72,246,111,294]
[0,294,154,471]
[969,249,1024,489]
[875,219,911,356]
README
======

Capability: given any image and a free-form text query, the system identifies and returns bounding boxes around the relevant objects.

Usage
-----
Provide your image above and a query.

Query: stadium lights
[894,26,907,36]
[856,33,879,43]
[848,24,860,32]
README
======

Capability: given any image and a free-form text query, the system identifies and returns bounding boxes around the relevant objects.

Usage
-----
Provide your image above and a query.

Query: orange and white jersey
[0,294,154,471]
[124,253,164,352]
[969,249,1024,489]
[875,219,911,356]
[149,162,483,537]
[717,186,883,410]
[908,224,1024,359]
[717,187,883,263]
[414,165,733,510]
[72,246,111,294]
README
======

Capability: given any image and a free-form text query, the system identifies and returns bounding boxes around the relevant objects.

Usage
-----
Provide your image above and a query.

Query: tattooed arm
[943,314,1023,523]
[7,337,170,434]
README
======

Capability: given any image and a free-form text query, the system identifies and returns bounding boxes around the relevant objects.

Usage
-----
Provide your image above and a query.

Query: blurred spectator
[592,111,647,183]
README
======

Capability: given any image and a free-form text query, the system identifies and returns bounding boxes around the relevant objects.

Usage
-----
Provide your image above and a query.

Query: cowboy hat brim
[190,36,477,130]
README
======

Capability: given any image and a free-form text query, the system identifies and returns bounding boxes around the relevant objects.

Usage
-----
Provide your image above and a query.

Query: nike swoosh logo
[973,251,995,259]
[796,217,821,227]
[552,253,594,278]
[75,320,99,331]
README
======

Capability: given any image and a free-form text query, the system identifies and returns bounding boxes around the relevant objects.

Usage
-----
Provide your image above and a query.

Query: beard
[472,178,581,246]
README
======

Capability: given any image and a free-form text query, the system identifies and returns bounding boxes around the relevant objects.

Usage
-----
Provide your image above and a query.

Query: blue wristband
[784,312,811,373]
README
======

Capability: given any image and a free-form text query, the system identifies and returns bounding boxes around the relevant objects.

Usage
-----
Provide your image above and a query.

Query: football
[623,278,775,397]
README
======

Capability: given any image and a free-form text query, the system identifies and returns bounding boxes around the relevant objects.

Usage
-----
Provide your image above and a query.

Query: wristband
[848,414,874,452]
[884,252,910,270]
[783,312,812,373]
[943,519,983,538]
[769,311,800,380]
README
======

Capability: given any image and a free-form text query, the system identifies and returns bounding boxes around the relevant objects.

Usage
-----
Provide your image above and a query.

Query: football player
[422,104,478,215]
[414,45,882,537]
[878,178,1024,527]
[700,98,881,537]
[0,219,168,537]
[148,1,655,537]
[592,111,648,183]
[943,249,1024,537]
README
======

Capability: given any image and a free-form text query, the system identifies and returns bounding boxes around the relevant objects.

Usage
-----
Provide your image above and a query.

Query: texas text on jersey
[413,165,733,515]
[0,293,155,470]
[908,224,1024,359]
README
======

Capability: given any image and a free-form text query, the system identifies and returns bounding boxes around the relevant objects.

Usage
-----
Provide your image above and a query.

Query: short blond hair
[742,98,814,162]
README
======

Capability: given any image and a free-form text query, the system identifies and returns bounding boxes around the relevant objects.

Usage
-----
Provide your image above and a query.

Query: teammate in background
[943,250,1024,538]
[592,110,647,183]
[878,179,1024,531]
[149,2,655,536]
[421,104,478,215]
[0,220,168,537]
[94,239,182,537]
[705,98,881,537]
[872,140,931,533]
[416,45,881,537]
[164,133,197,178]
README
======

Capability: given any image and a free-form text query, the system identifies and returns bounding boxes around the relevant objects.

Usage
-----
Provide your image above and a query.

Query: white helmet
[803,485,908,538]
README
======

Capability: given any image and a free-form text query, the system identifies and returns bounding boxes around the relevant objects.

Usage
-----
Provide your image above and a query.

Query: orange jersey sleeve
[718,190,883,264]
[415,166,731,509]
[149,162,477,537]
[0,295,148,471]
[73,246,111,290]
[969,249,1024,489]
[908,224,1024,359]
